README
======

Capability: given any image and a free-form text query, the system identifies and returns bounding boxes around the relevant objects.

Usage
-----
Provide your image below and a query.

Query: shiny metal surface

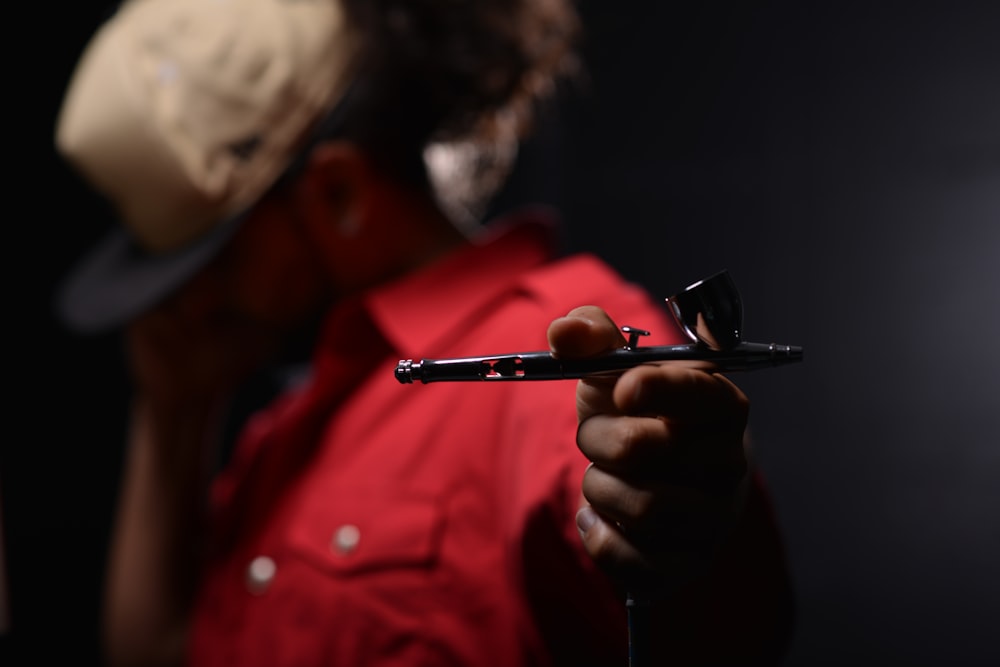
[666,269,743,351]
[394,269,802,384]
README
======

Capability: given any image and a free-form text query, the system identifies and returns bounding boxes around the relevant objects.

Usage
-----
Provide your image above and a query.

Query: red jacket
[188,210,793,666]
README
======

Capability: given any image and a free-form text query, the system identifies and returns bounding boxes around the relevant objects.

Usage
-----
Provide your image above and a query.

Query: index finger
[546,305,626,359]
[547,306,630,419]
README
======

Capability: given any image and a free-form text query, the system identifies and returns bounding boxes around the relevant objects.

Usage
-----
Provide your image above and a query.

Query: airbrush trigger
[620,326,650,350]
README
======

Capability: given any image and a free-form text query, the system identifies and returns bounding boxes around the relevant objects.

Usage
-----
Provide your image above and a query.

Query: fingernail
[576,506,598,535]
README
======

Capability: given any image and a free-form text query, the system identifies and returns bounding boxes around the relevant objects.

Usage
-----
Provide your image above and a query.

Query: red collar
[362,206,563,359]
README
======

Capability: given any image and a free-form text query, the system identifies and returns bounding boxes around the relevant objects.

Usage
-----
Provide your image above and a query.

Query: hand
[125,272,284,416]
[547,305,750,595]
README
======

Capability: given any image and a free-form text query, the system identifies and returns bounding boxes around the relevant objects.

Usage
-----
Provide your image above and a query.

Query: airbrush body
[394,270,803,384]
[394,341,801,383]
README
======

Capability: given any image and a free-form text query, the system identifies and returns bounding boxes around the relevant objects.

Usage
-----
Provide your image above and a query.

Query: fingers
[549,306,751,586]
[577,365,748,474]
[575,504,646,573]
[580,464,732,544]
[552,305,751,590]
[125,284,272,405]
[575,501,717,591]
[612,363,749,425]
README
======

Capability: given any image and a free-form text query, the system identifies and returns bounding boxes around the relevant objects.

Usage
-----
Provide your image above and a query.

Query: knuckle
[623,485,654,521]
[606,420,645,463]
[583,524,619,564]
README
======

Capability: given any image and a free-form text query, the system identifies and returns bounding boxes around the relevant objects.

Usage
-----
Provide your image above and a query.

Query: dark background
[4,1,999,665]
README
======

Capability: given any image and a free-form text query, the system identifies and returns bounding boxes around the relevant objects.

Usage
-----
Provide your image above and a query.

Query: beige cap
[56,0,361,253]
[54,0,362,332]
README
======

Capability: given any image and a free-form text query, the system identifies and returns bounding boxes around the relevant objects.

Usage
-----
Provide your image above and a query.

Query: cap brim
[54,211,246,334]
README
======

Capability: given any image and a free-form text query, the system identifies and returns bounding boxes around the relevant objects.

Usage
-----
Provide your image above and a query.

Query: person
[53,0,794,665]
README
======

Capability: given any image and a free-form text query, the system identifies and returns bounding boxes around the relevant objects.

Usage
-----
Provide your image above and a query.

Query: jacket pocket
[286,492,446,576]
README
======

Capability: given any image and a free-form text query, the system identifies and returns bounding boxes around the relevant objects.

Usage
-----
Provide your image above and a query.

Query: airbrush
[395,270,803,384]
[393,269,802,667]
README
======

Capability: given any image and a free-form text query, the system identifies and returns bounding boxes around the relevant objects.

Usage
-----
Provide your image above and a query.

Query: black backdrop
[4,1,999,665]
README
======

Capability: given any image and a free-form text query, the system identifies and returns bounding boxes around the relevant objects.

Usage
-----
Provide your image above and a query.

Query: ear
[292,140,375,240]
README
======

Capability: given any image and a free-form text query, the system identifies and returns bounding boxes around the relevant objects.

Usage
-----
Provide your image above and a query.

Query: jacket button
[246,555,276,594]
[332,524,361,555]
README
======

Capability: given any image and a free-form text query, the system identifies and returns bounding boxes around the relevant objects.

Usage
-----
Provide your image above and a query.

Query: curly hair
[336,0,582,218]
